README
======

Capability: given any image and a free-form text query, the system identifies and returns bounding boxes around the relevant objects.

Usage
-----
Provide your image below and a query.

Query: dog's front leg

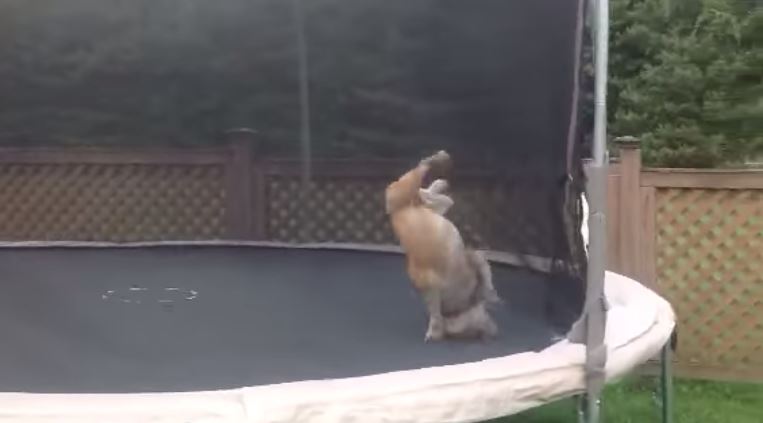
[421,288,445,342]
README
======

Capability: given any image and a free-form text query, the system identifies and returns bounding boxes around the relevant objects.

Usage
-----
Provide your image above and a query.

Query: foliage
[609,0,763,167]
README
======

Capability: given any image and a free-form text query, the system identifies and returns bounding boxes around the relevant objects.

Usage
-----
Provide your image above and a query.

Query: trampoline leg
[587,394,601,423]
[659,342,674,423]
[576,394,586,423]
[577,393,601,423]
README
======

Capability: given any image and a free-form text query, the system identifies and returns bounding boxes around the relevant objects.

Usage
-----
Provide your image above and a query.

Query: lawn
[487,376,763,423]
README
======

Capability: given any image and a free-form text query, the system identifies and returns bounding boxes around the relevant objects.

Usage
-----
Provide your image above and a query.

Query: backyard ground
[489,376,763,423]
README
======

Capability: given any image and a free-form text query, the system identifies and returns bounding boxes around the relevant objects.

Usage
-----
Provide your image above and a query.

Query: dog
[418,177,500,307]
[385,151,500,341]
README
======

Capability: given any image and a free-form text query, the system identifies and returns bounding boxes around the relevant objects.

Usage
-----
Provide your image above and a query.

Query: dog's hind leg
[445,303,498,340]
[408,264,447,342]
[421,288,445,342]
[466,249,501,304]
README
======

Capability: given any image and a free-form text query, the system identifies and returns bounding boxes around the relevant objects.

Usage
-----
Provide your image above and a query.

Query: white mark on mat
[101,286,199,306]
[184,290,198,300]
[102,290,116,300]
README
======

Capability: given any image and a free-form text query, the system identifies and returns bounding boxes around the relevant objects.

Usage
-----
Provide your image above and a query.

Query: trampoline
[0,243,564,393]
[0,241,674,422]
[0,0,677,422]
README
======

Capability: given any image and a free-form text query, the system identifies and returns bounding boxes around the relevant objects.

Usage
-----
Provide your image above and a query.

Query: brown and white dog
[385,151,500,341]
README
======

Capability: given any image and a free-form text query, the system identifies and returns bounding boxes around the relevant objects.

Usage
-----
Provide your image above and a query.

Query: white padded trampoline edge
[0,271,675,423]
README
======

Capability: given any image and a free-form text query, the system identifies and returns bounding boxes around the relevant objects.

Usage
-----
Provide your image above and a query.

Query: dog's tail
[466,249,501,304]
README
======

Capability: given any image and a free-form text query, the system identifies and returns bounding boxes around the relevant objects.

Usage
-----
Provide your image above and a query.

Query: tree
[609,0,763,167]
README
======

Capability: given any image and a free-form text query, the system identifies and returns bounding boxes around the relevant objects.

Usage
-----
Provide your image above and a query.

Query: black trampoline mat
[0,245,564,393]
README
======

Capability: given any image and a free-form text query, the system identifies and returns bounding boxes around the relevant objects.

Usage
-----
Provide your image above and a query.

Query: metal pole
[292,0,312,187]
[592,0,609,168]
[577,394,588,423]
[584,0,610,421]
[292,0,312,242]
[660,342,674,423]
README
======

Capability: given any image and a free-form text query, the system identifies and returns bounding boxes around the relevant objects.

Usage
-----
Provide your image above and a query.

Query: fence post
[225,128,256,239]
[615,136,642,280]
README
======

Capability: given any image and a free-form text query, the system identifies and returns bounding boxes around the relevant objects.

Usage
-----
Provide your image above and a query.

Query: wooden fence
[0,133,761,382]
[608,138,763,382]
[0,134,561,256]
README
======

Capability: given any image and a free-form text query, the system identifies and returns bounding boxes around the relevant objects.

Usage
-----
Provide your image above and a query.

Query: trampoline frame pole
[584,0,610,422]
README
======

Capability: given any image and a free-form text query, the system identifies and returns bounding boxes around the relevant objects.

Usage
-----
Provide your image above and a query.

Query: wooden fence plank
[251,164,267,240]
[225,133,255,239]
[616,139,642,280]
[639,186,657,288]
[642,168,763,189]
[0,147,228,165]
[606,174,621,272]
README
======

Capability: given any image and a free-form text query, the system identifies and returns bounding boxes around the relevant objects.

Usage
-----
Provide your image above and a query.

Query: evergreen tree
[610,0,763,167]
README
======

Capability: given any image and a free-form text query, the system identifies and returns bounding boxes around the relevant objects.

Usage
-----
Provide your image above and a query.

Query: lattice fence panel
[0,164,227,241]
[656,187,763,377]
[445,180,561,255]
[266,177,395,244]
[264,174,558,258]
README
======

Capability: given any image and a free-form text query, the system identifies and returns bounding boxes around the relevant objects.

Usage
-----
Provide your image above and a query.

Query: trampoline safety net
[0,0,593,394]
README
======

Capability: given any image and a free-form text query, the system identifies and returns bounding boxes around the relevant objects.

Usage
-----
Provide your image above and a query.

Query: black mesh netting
[0,2,597,395]
[0,0,590,303]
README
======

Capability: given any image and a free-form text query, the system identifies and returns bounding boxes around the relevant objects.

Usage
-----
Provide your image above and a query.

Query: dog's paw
[425,331,444,342]
[480,318,499,340]
[425,322,445,342]
[484,289,502,304]
[421,150,451,170]
[432,150,449,161]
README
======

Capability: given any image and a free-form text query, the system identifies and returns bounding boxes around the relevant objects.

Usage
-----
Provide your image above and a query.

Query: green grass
[487,376,763,423]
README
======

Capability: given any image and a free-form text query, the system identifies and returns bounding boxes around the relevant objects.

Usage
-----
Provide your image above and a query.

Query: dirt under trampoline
[0,243,583,394]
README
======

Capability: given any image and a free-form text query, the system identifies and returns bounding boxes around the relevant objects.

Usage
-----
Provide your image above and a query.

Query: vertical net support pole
[583,0,610,422]
[292,0,312,242]
[583,163,607,423]
[292,0,312,187]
